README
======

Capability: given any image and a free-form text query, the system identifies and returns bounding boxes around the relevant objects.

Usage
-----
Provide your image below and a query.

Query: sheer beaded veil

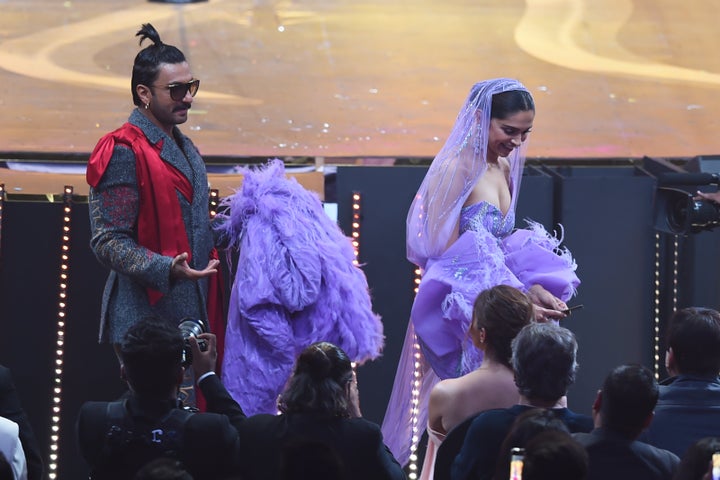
[406,78,531,268]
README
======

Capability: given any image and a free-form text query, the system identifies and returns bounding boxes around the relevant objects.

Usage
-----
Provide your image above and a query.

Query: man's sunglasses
[152,79,200,101]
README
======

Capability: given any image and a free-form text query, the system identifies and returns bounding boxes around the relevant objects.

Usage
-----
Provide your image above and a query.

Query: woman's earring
[144,102,149,110]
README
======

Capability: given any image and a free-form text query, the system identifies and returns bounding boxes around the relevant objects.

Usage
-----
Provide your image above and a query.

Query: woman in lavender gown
[381,78,581,466]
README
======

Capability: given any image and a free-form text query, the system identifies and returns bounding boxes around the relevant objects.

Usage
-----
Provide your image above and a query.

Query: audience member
[133,457,193,480]
[0,365,42,480]
[76,319,243,480]
[279,440,347,480]
[641,307,720,457]
[0,417,25,480]
[422,285,532,479]
[673,437,720,480]
[521,430,588,480]
[194,340,404,480]
[574,364,679,480]
[492,408,571,480]
[451,322,592,480]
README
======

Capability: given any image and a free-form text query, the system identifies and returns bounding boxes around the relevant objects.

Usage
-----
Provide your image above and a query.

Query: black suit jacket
[574,428,680,480]
[639,374,720,457]
[198,374,406,480]
[0,365,43,480]
[76,388,243,480]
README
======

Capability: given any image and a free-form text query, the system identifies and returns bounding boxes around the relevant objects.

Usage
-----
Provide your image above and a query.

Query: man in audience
[574,364,679,479]
[451,322,593,480]
[641,307,720,457]
[76,318,243,479]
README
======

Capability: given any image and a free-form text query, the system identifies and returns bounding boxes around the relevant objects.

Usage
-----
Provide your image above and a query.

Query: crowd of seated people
[5,291,720,480]
[75,318,404,480]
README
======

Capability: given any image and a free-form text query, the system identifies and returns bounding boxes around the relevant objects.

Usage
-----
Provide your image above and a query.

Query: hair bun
[297,343,334,381]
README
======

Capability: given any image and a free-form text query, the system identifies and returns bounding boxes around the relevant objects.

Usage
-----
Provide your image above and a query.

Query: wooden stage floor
[1,0,720,161]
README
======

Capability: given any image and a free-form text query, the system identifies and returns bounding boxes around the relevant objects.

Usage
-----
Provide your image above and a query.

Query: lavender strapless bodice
[459,201,515,238]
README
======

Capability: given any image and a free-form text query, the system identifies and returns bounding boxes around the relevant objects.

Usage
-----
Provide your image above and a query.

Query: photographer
[75,318,243,480]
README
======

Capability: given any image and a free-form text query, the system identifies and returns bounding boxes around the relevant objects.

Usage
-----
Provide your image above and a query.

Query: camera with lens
[178,318,208,367]
[654,187,720,235]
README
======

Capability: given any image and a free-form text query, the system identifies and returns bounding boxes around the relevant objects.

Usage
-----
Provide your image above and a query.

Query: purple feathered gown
[216,160,384,416]
[381,200,580,466]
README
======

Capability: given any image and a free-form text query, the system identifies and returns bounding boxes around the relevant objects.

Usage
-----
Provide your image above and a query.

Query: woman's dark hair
[491,90,535,119]
[278,342,354,418]
[673,437,720,480]
[472,285,534,368]
[131,23,187,107]
[493,408,571,480]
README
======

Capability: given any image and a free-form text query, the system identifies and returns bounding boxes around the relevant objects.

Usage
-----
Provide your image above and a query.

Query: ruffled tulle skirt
[216,160,384,415]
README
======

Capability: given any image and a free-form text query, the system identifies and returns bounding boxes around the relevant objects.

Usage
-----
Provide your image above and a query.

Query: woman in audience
[237,342,405,480]
[421,285,533,479]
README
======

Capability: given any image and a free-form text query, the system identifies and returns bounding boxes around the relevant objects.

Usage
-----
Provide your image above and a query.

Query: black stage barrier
[2,164,720,476]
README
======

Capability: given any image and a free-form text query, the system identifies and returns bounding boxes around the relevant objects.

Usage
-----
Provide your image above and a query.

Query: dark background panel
[557,168,657,413]
[686,232,720,308]
[0,202,66,477]
[336,166,427,425]
[59,202,124,480]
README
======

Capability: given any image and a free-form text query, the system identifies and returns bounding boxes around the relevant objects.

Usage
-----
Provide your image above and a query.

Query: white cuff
[196,371,216,384]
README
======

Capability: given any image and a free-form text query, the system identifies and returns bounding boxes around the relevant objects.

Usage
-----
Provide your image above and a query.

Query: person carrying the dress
[382,78,581,465]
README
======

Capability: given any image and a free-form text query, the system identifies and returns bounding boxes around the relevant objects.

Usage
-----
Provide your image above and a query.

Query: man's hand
[189,333,217,379]
[171,252,220,280]
[695,190,720,204]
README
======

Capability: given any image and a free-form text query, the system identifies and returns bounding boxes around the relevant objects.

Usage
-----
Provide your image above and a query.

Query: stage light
[351,192,362,266]
[46,186,73,478]
[209,188,219,221]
